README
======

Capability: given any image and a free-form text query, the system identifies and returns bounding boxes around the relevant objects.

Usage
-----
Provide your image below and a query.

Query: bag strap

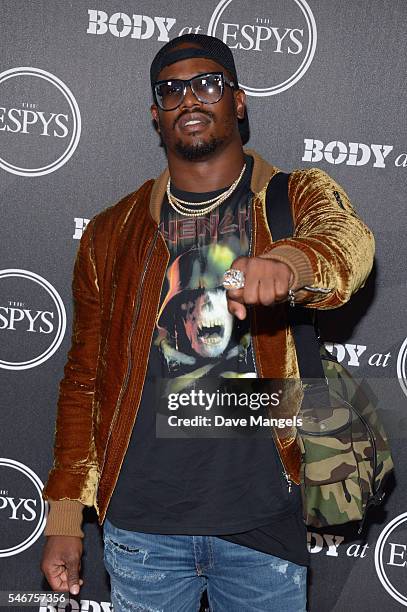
[265,172,325,380]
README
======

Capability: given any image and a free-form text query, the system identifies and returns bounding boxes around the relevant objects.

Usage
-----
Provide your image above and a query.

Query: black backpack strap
[265,172,325,380]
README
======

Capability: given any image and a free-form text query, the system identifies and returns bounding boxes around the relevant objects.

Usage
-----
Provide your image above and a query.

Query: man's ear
[150,103,160,133]
[234,88,246,121]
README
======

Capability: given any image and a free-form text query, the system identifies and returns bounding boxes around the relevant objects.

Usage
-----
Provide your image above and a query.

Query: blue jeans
[103,518,307,611]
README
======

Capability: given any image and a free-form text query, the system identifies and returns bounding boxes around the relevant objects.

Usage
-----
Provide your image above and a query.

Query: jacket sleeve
[261,167,375,308]
[42,217,101,535]
[43,500,85,537]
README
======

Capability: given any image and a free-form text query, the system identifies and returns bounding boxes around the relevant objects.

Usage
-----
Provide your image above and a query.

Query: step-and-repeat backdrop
[1,1,406,610]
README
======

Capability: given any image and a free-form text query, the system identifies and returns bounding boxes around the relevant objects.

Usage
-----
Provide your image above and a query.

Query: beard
[174,135,225,161]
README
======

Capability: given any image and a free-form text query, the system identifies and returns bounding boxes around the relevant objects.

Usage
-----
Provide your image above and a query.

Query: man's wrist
[259,245,314,292]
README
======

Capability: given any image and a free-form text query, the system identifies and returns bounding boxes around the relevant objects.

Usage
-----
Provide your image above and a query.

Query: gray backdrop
[1,1,406,610]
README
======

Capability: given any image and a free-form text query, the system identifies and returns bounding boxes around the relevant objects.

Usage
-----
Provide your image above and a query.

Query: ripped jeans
[103,518,307,612]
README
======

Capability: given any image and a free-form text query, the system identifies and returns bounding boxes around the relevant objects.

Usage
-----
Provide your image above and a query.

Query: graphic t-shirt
[106,154,310,566]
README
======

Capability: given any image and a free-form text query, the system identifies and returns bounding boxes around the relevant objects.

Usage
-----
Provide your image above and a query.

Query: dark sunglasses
[153,71,236,111]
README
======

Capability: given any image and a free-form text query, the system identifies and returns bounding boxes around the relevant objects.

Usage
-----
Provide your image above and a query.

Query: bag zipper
[350,399,380,535]
[341,396,378,498]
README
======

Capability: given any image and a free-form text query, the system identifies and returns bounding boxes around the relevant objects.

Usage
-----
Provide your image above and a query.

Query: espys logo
[375,513,407,607]
[0,269,66,370]
[0,458,47,557]
[397,337,407,398]
[208,0,317,96]
[0,67,81,177]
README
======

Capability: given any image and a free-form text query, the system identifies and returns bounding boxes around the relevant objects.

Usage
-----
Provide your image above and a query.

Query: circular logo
[0,458,48,557]
[375,513,407,606]
[0,269,66,370]
[0,67,81,176]
[397,337,407,398]
[207,0,317,96]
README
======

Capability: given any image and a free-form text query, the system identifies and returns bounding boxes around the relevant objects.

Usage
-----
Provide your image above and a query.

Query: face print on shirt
[156,244,235,365]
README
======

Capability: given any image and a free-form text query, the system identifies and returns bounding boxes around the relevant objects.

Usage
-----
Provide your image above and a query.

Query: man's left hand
[225,257,294,320]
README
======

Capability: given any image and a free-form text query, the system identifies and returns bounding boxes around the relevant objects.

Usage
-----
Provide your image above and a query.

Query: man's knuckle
[244,292,256,304]
[246,258,256,272]
[232,256,245,267]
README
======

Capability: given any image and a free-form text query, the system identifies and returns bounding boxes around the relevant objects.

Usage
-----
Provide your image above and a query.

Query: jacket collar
[148,147,279,225]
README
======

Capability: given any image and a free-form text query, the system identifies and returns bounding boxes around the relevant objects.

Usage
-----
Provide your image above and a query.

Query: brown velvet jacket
[42,148,375,537]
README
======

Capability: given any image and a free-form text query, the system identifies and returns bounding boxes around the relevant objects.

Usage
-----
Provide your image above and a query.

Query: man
[41,34,374,611]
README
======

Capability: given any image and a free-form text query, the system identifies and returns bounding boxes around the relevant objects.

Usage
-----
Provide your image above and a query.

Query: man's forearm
[263,168,375,308]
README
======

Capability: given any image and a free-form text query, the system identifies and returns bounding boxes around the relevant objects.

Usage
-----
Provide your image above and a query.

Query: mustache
[174,109,215,129]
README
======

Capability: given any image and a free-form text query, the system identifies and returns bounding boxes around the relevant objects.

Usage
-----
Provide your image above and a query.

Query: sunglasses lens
[155,81,184,110]
[192,74,223,104]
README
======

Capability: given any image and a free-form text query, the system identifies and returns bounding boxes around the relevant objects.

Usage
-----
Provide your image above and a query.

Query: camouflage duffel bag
[296,349,394,533]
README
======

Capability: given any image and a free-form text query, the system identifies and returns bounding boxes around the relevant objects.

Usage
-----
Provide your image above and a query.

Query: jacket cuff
[44,500,85,538]
[259,244,314,291]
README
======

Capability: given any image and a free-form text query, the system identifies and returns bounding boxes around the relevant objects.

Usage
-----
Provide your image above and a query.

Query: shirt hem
[105,500,303,535]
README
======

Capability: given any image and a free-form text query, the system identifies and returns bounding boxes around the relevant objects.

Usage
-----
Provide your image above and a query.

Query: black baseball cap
[150,33,250,144]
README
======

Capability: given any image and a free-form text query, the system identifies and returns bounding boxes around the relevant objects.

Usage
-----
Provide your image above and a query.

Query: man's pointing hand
[225,257,294,320]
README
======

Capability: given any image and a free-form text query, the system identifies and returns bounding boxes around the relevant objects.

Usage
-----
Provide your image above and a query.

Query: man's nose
[180,83,201,108]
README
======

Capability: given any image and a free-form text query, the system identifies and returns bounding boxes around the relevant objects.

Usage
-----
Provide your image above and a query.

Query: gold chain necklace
[167,163,246,217]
